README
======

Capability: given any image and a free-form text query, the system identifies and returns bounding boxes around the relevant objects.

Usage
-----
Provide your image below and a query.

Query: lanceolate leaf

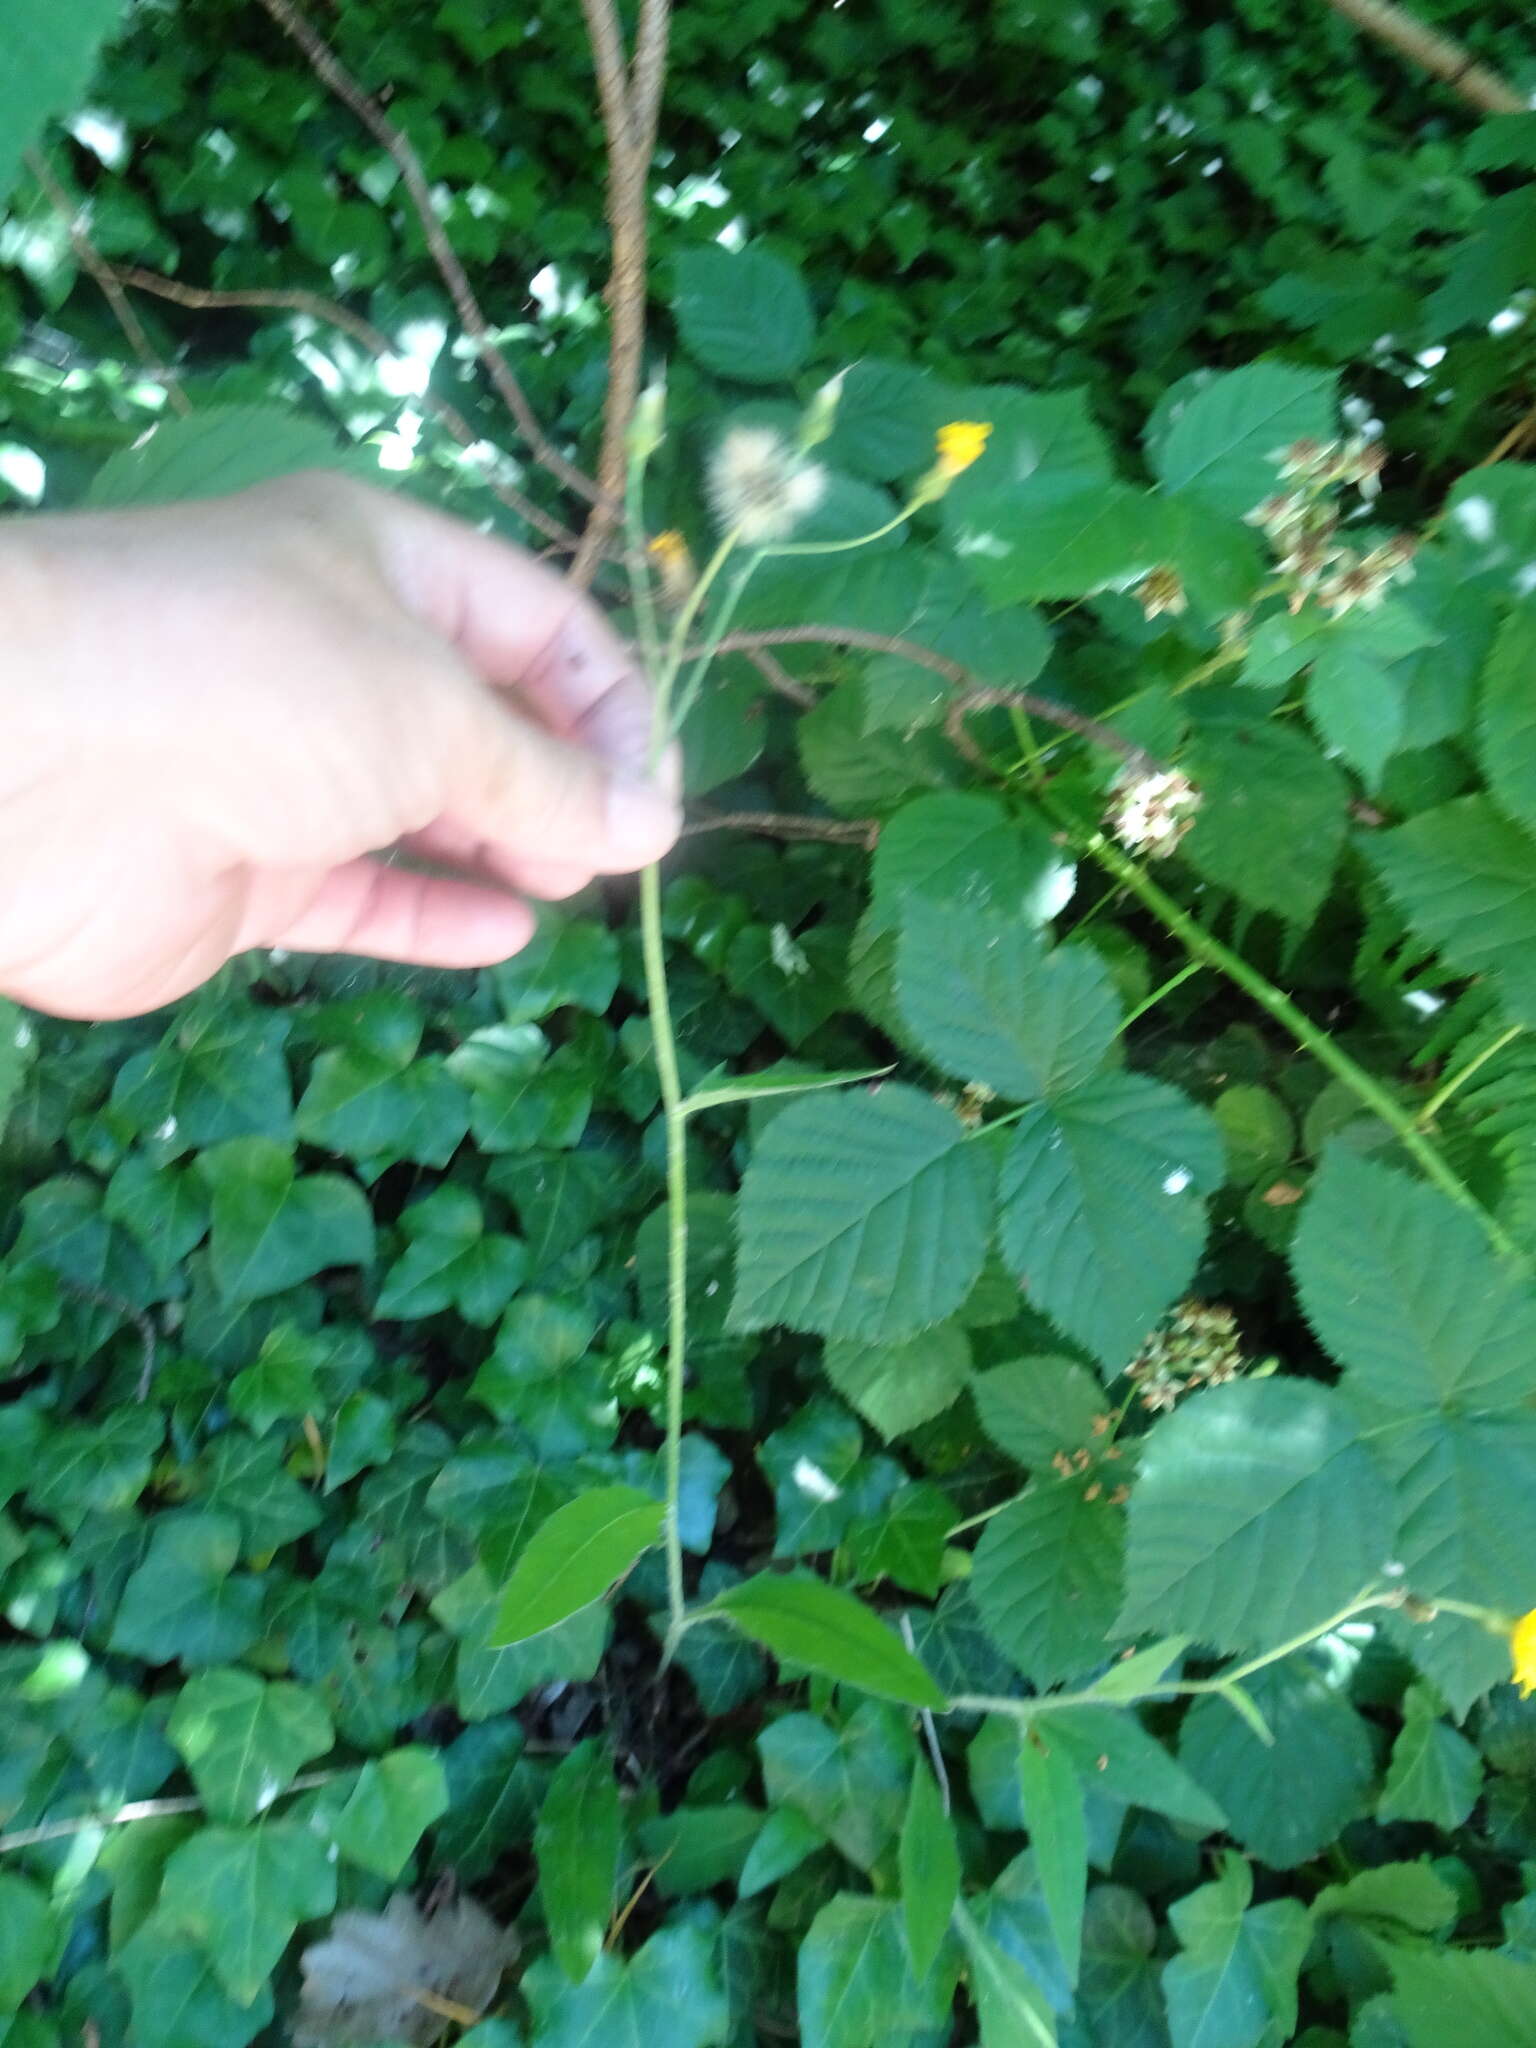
[1017,1728,1087,1987]
[535,1740,620,1987]
[712,1572,947,1709]
[489,1486,664,1646]
[954,1903,1058,2048]
[900,1764,961,1985]
[730,1085,991,1343]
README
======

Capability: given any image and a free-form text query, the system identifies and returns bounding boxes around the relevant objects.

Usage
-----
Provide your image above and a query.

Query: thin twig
[1477,401,1536,470]
[111,266,580,549]
[1319,0,1528,113]
[901,1613,953,1817]
[0,1770,344,1853]
[253,0,600,507]
[62,1279,158,1401]
[682,809,878,847]
[572,0,672,586]
[739,647,814,708]
[25,153,191,416]
[710,626,1160,772]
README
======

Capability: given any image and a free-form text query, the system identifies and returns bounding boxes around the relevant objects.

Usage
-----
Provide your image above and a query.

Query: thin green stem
[1114,959,1206,1038]
[758,503,916,558]
[650,526,742,760]
[639,860,689,1652]
[669,549,764,738]
[625,458,664,681]
[1418,1024,1523,1129]
[1082,828,1521,1264]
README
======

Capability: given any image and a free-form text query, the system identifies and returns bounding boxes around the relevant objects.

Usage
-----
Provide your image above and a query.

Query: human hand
[0,472,678,1020]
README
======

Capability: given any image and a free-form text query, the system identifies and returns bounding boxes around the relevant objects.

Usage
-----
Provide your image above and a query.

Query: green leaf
[1305,605,1434,792]
[798,1894,958,2048]
[1371,796,1536,1025]
[115,1924,273,2048]
[158,1822,336,2005]
[1178,1659,1374,1868]
[869,792,1076,933]
[523,1924,728,2048]
[901,1764,961,1985]
[971,1356,1109,1469]
[970,1485,1124,1688]
[1152,363,1337,521]
[1083,1635,1193,1702]
[334,1746,449,1880]
[1293,1149,1536,1416]
[1313,1861,1459,1937]
[86,406,353,509]
[295,1044,469,1170]
[1376,1686,1482,1829]
[489,1485,663,1646]
[1385,1946,1536,2048]
[758,1703,913,1870]
[109,1511,264,1669]
[1162,1852,1311,2048]
[998,1072,1222,1370]
[637,1804,763,1896]
[1182,720,1348,927]
[673,244,814,384]
[1018,1727,1086,1987]
[952,473,1160,604]
[198,1137,373,1304]
[0,0,125,208]
[1478,601,1536,834]
[739,1804,828,1898]
[376,1188,528,1325]
[1120,1378,1390,1652]
[0,1874,60,2009]
[1043,1705,1227,1833]
[729,1085,991,1343]
[682,1065,891,1116]
[823,1323,971,1439]
[166,1669,333,1825]
[490,915,620,1025]
[897,900,1118,1100]
[954,1902,1058,2048]
[1444,464,1536,595]
[713,1572,947,1708]
[0,1001,33,1137]
[536,1739,620,1986]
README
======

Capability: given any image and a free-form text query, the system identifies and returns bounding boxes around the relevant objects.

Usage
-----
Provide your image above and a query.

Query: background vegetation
[4,1,1536,2044]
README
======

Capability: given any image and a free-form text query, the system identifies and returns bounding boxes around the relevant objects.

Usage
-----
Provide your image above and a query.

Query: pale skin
[0,472,679,1021]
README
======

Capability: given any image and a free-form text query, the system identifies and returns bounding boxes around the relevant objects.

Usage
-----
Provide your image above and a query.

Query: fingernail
[605,776,680,864]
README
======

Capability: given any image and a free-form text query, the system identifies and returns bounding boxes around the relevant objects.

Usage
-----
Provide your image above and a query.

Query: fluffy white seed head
[707,426,827,543]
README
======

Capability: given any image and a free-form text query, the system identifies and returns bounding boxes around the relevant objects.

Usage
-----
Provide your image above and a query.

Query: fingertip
[603,775,682,870]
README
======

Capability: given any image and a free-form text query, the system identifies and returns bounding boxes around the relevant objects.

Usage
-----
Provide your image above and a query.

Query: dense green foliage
[6,2,1536,2045]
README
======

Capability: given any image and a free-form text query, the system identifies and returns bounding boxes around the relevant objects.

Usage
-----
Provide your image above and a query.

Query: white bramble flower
[707,426,826,543]
[1108,767,1200,860]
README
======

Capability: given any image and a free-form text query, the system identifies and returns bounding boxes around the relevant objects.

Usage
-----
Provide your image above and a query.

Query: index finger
[365,491,660,773]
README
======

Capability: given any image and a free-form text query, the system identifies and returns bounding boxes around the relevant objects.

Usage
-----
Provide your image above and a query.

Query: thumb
[442,682,680,875]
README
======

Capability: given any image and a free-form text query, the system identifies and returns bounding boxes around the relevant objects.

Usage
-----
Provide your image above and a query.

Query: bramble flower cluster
[1134,567,1188,620]
[1107,766,1201,860]
[1245,436,1416,617]
[1127,1299,1246,1413]
[708,426,827,543]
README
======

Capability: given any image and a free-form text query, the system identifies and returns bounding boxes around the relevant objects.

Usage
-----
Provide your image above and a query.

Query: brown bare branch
[253,0,600,507]
[682,810,878,848]
[740,647,815,708]
[1320,0,1527,113]
[710,625,1159,771]
[112,266,581,548]
[26,153,191,416]
[571,0,672,588]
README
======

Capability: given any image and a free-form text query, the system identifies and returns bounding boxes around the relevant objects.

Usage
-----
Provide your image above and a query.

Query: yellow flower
[934,420,992,477]
[646,528,696,606]
[1511,1609,1536,1697]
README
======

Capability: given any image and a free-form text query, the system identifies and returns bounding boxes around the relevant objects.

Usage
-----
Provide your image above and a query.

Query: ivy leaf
[1016,1728,1087,1989]
[823,1323,971,1439]
[1178,1659,1374,1868]
[1377,1686,1482,1829]
[158,1821,337,2004]
[87,405,355,508]
[739,1804,828,1898]
[116,1923,273,2048]
[109,1510,264,1669]
[998,1071,1222,1370]
[970,1484,1125,1689]
[1162,1852,1311,2048]
[900,1764,961,1985]
[535,1739,619,1986]
[713,1571,947,1708]
[1385,1945,1536,2048]
[523,1923,729,2048]
[166,1669,333,1825]
[489,1485,663,1646]
[758,1703,914,1871]
[376,1188,528,1326]
[896,900,1118,1100]
[0,1872,61,2007]
[730,1085,991,1343]
[798,1894,959,2048]
[1371,796,1536,1025]
[295,1043,470,1170]
[198,1137,374,1303]
[1151,362,1337,521]
[334,1746,450,1880]
[953,1902,1058,2048]
[1119,1379,1392,1653]
[490,915,620,1025]
[673,243,814,383]
[0,0,126,207]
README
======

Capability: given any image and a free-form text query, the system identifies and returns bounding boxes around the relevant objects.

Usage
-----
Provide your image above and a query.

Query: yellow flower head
[648,529,689,568]
[646,529,695,605]
[935,421,992,478]
[1512,1609,1536,1697]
